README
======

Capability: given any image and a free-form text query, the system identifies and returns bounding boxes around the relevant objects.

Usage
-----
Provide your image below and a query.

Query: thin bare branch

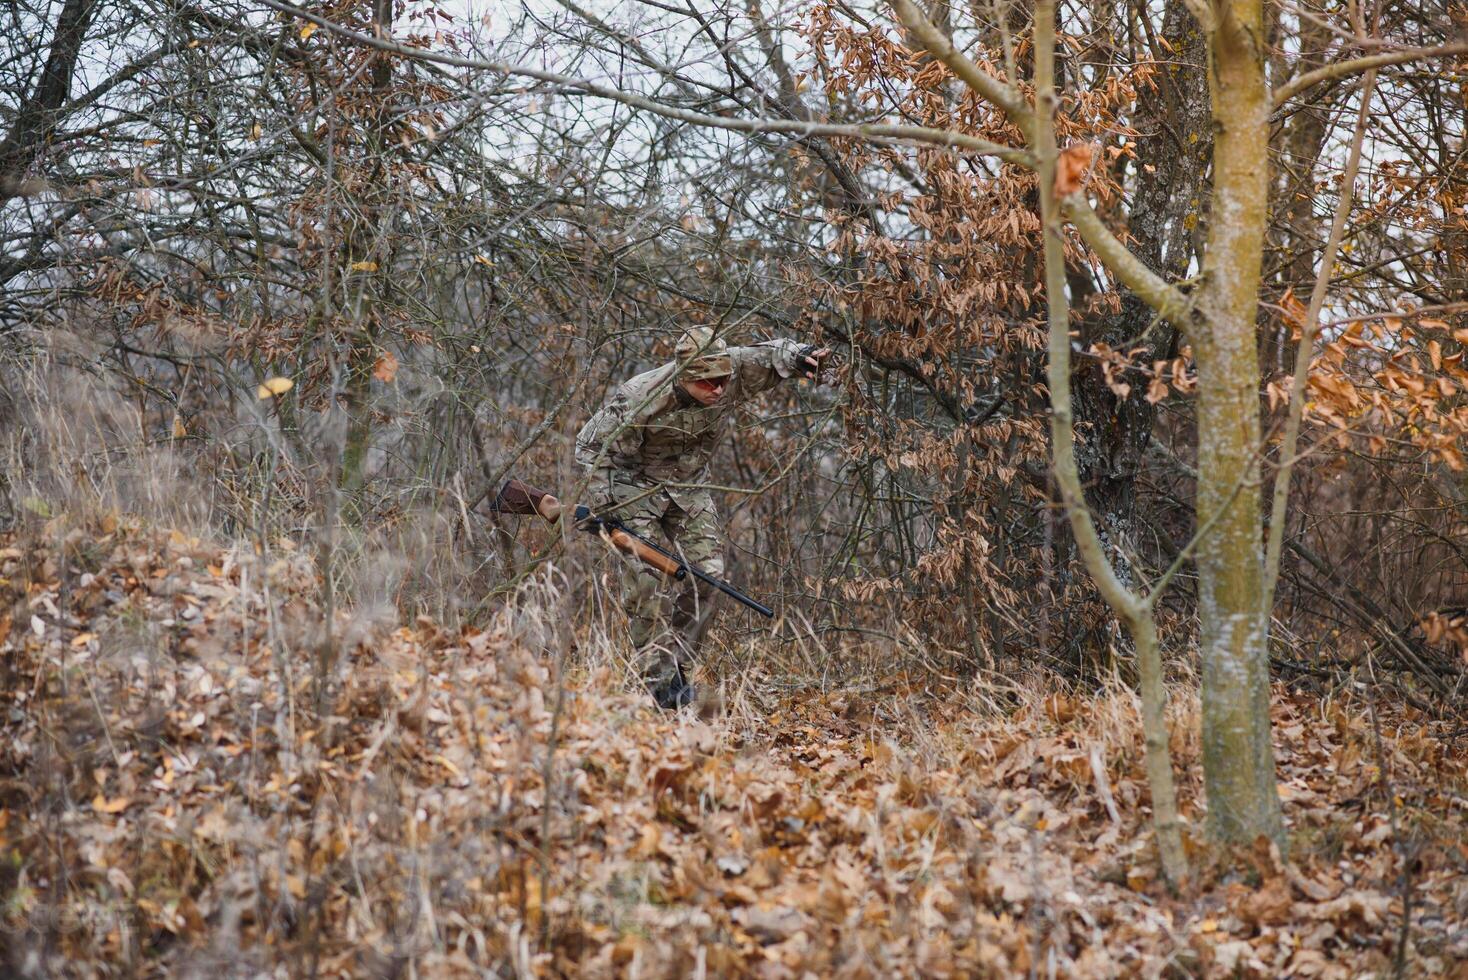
[1261,65,1380,617]
[1272,40,1468,109]
[257,0,1031,165]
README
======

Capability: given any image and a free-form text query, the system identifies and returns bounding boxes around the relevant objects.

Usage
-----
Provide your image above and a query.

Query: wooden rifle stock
[491,478,772,617]
[585,509,773,617]
[604,527,684,578]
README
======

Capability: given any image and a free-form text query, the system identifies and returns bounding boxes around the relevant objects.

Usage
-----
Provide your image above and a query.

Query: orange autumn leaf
[1053,143,1098,197]
[92,794,132,814]
[256,376,293,399]
[1278,288,1308,333]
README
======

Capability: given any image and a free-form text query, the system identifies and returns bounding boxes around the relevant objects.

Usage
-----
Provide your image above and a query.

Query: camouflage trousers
[603,489,724,689]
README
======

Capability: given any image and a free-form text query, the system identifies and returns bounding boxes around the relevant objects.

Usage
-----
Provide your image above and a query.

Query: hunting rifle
[490,478,775,618]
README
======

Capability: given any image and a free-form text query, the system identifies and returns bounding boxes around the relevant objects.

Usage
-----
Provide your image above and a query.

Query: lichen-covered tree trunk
[1444,75,1468,303]
[1193,0,1284,846]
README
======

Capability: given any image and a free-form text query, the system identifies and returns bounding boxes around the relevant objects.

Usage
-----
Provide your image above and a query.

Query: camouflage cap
[675,327,732,380]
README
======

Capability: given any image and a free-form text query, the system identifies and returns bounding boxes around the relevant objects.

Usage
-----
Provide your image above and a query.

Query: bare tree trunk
[0,0,98,203]
[1192,0,1284,847]
[1271,9,1334,372]
[1072,0,1208,604]
[1443,75,1468,303]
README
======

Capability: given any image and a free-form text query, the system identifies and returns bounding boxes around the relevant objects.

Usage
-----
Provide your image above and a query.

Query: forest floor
[1,519,1466,977]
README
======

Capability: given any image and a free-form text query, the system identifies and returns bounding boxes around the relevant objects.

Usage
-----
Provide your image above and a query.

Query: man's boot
[648,663,695,710]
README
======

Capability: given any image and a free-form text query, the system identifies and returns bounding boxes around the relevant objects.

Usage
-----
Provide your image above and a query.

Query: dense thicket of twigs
[3,0,1464,684]
[1,0,1465,975]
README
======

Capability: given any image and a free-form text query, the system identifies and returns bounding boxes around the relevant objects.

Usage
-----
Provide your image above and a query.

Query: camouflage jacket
[574,339,806,512]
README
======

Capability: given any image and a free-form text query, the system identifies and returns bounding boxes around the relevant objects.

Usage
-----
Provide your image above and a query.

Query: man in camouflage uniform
[575,328,829,708]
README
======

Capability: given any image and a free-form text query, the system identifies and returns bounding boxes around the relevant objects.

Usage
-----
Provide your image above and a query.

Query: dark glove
[796,344,822,379]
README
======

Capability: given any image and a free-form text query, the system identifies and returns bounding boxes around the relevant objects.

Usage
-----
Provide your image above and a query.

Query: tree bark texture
[340,0,396,493]
[1270,7,1335,373]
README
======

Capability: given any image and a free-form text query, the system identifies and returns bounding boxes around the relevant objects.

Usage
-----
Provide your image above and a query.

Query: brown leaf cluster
[1286,314,1468,470]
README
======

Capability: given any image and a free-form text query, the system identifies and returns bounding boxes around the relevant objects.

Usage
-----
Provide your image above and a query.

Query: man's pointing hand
[798,346,833,380]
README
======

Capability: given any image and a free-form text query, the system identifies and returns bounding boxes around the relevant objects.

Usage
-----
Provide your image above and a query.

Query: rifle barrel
[681,561,775,618]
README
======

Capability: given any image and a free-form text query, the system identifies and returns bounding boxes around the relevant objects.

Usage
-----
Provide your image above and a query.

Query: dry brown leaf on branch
[1279,287,1309,337]
[256,376,293,399]
[373,351,399,383]
[1053,143,1099,197]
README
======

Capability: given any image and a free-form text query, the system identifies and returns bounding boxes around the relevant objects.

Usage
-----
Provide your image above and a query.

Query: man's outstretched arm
[730,340,830,395]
